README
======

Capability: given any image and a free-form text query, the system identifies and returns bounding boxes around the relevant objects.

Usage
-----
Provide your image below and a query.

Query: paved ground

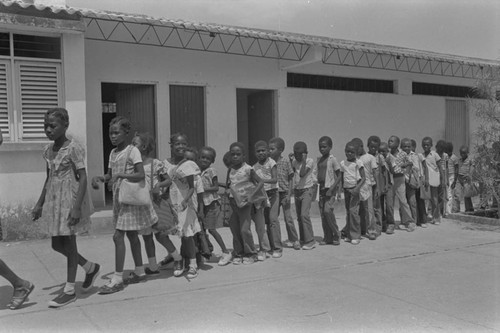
[1,209,500,332]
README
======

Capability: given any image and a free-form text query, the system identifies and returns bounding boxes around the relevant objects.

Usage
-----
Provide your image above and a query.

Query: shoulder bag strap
[123,145,133,175]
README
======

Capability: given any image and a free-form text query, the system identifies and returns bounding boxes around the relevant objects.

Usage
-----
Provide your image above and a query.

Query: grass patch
[0,203,49,242]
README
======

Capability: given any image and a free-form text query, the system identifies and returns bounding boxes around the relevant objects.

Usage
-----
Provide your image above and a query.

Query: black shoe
[123,272,146,285]
[145,267,160,275]
[48,292,76,308]
[82,263,100,292]
[159,255,174,268]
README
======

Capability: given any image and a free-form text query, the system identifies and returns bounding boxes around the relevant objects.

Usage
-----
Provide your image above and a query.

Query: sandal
[8,281,34,310]
[97,281,124,295]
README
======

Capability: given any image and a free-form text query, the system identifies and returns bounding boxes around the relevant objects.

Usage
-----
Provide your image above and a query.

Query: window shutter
[0,60,10,140]
[16,61,62,140]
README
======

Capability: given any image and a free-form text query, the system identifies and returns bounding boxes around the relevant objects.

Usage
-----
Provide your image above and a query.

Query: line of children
[26,110,475,308]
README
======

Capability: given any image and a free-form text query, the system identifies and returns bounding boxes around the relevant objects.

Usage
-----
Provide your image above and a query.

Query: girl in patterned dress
[91,116,157,294]
[131,133,182,275]
[164,134,202,279]
[32,108,99,308]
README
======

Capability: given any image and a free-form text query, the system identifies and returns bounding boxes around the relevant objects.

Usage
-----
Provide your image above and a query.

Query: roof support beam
[280,45,322,70]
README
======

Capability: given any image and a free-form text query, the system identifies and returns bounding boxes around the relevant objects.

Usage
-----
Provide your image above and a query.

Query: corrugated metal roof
[1,0,498,68]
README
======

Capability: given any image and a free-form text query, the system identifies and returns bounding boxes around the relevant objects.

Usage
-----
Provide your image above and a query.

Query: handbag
[118,146,151,206]
[150,162,178,234]
[463,182,479,198]
[230,181,268,208]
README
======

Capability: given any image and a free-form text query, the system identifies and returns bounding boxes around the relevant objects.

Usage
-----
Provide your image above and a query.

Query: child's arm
[452,162,459,189]
[262,165,278,185]
[326,170,342,197]
[113,162,145,183]
[353,167,366,194]
[69,168,88,225]
[422,160,429,188]
[197,192,205,221]
[91,169,112,189]
[32,165,49,221]
[204,176,220,193]
[249,169,264,197]
[180,175,195,211]
[299,155,310,178]
[372,166,379,198]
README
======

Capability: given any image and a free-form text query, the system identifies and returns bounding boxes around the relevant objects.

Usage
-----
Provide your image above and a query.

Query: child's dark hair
[445,141,454,155]
[389,135,400,146]
[319,136,333,147]
[345,141,357,150]
[351,138,364,155]
[223,151,232,168]
[200,146,217,163]
[110,116,131,133]
[422,136,433,145]
[436,140,446,152]
[269,137,285,151]
[410,139,417,148]
[254,140,268,149]
[293,141,307,153]
[184,146,198,159]
[45,108,69,126]
[230,142,246,154]
[170,132,188,145]
[367,135,381,146]
[134,132,155,155]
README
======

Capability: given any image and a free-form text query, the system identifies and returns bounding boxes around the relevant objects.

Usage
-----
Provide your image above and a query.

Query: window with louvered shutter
[0,60,11,140]
[16,61,62,140]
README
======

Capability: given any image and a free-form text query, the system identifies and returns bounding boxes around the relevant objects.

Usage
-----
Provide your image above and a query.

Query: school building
[0,0,498,208]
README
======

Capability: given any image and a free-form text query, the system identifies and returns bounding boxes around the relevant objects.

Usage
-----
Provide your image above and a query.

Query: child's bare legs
[51,236,79,283]
[113,230,126,273]
[0,259,34,310]
[209,229,228,253]
[142,233,159,273]
[126,231,145,278]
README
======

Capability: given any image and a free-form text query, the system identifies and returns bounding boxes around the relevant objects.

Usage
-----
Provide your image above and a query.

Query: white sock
[148,257,158,271]
[111,272,123,285]
[135,266,145,276]
[189,258,197,269]
[171,250,182,261]
[64,282,75,295]
[82,262,94,274]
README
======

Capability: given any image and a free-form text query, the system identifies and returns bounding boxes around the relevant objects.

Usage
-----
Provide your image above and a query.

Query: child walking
[198,146,232,266]
[269,138,300,250]
[315,136,341,245]
[32,108,99,307]
[253,140,277,260]
[291,142,317,250]
[164,136,203,279]
[92,116,157,294]
[330,141,366,245]
[132,133,182,275]
[227,142,264,265]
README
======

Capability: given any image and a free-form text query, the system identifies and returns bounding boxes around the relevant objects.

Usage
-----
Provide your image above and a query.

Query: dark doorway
[236,89,276,165]
[101,82,156,206]
[169,85,205,150]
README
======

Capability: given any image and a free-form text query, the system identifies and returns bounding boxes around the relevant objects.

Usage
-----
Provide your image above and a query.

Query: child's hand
[31,204,43,221]
[91,176,100,190]
[288,153,294,161]
[352,186,361,194]
[111,173,123,184]
[68,207,81,226]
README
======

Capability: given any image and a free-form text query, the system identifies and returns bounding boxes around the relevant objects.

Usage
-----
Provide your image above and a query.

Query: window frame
[0,31,64,144]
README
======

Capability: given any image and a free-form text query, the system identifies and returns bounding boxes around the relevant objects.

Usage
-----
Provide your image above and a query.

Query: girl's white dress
[165,159,202,237]
[109,145,157,231]
[42,140,93,236]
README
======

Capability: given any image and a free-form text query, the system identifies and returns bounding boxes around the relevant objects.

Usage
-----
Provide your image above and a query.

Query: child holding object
[91,116,157,294]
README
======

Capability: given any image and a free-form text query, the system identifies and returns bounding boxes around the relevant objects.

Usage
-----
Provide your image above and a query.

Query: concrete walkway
[1,214,499,332]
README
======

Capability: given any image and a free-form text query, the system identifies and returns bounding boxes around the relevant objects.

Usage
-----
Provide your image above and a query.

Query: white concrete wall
[0,32,87,205]
[82,40,476,206]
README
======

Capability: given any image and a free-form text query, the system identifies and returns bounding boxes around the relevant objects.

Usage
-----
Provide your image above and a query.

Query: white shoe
[218,253,232,266]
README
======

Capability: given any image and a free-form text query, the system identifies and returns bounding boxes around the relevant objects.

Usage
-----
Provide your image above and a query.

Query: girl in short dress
[164,134,202,279]
[91,116,157,294]
[32,108,99,308]
[132,132,182,275]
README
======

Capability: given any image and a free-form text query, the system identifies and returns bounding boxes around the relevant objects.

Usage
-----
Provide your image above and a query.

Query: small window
[412,82,474,98]
[0,33,10,56]
[287,73,394,93]
[13,34,61,59]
